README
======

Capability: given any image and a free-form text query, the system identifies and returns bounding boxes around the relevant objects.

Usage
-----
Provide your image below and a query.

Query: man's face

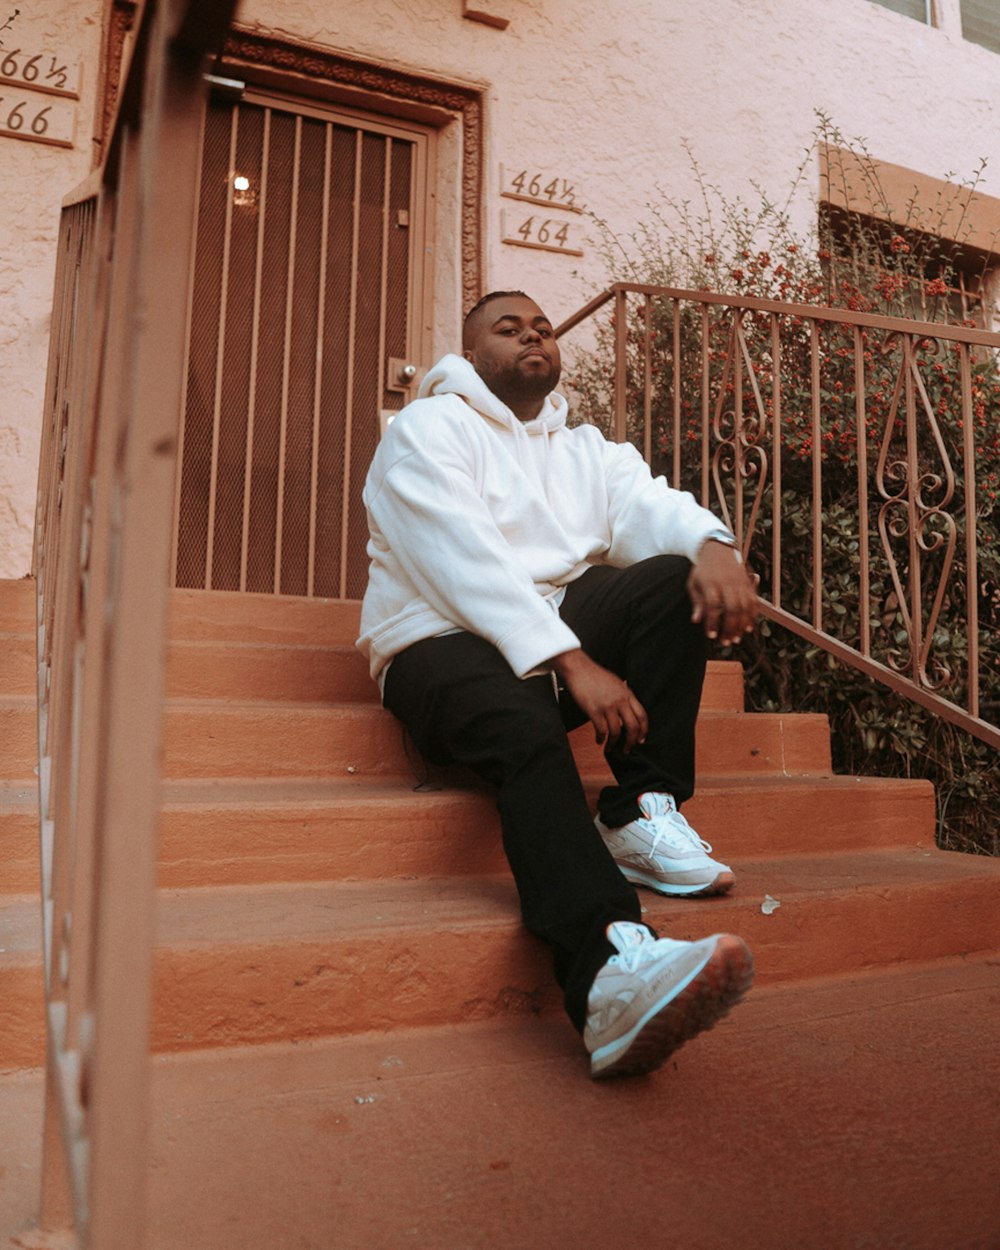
[462,295,561,415]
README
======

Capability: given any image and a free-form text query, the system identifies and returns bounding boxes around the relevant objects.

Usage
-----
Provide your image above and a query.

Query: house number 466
[0,96,53,135]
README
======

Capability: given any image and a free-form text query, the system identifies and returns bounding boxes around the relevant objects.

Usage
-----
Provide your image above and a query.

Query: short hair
[462,289,531,349]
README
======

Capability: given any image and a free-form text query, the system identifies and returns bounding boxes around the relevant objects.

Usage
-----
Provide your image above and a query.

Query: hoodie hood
[418,353,569,435]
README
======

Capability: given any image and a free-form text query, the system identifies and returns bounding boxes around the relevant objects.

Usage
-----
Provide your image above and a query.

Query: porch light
[232,174,257,208]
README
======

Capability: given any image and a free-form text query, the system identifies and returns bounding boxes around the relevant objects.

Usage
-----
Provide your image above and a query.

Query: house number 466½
[0,49,74,92]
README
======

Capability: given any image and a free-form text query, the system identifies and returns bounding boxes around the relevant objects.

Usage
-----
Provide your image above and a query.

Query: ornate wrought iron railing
[32,2,238,1246]
[557,283,1000,751]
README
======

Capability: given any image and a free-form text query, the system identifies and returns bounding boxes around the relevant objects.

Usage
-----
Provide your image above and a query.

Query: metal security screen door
[174,89,433,598]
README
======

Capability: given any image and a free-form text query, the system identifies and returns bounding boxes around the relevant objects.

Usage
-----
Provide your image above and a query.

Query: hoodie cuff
[498,616,581,679]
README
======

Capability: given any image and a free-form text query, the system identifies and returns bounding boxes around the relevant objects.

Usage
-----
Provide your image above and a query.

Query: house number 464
[516,216,571,248]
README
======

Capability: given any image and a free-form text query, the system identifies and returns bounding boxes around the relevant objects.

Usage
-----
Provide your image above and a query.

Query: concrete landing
[5,956,999,1250]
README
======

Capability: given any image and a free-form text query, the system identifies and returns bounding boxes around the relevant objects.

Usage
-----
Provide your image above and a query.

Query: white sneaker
[584,920,753,1079]
[596,792,735,896]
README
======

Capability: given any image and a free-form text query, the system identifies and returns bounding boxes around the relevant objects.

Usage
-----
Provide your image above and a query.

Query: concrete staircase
[2,577,1000,1250]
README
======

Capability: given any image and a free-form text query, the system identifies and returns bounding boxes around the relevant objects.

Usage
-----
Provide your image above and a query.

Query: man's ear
[462,349,475,363]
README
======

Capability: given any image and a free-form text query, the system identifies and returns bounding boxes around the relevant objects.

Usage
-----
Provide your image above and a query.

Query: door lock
[387,357,425,393]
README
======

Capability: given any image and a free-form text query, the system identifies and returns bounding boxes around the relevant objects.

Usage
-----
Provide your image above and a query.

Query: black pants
[382,555,708,1032]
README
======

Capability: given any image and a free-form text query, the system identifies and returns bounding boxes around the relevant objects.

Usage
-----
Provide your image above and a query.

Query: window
[820,205,991,327]
[819,145,1000,331]
[961,0,1000,53]
[868,0,932,22]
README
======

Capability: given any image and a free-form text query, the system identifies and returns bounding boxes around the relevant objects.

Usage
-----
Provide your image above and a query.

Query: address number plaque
[0,46,80,149]
[500,165,585,258]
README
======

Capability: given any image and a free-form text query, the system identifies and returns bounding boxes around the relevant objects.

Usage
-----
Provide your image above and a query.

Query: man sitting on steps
[357,290,758,1079]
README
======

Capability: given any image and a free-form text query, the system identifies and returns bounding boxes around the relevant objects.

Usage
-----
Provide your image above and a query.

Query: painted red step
[155,773,935,888]
[160,701,832,779]
[0,699,37,780]
[137,959,1000,1250]
[143,846,1000,1053]
[169,588,362,645]
[167,639,376,703]
[0,893,45,1069]
[0,578,34,633]
[0,633,35,696]
[0,782,40,893]
[165,639,745,708]
[5,841,1000,1066]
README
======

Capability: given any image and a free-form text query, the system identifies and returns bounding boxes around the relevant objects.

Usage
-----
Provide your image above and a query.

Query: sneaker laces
[605,921,675,974]
[638,794,714,857]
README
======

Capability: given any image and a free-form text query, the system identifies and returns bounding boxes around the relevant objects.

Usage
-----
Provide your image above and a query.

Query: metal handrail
[556,282,1000,751]
[32,2,239,1246]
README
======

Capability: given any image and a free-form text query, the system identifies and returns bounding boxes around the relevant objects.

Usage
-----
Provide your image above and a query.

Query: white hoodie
[357,354,733,682]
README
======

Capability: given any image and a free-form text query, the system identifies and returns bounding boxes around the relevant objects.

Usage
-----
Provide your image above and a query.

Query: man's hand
[688,540,759,645]
[550,648,648,753]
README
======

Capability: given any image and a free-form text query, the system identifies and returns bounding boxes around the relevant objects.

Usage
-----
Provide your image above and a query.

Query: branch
[0,9,20,44]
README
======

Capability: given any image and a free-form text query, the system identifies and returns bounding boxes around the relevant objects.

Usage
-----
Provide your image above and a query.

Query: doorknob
[387,357,424,393]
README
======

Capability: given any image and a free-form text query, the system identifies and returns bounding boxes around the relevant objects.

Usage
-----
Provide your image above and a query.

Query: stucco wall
[2,0,999,576]
[235,0,1000,333]
[0,0,102,578]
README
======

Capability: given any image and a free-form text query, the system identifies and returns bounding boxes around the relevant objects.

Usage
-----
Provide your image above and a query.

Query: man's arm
[597,439,759,643]
[549,541,757,754]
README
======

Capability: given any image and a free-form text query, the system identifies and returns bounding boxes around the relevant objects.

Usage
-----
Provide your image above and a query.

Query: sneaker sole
[590,934,754,1080]
[618,865,736,897]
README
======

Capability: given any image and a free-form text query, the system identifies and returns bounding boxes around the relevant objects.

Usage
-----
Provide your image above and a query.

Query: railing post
[613,286,628,443]
[34,3,240,1246]
[854,324,871,657]
[959,343,980,719]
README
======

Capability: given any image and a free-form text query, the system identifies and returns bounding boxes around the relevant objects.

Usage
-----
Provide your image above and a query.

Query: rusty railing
[32,2,238,1246]
[557,283,1000,751]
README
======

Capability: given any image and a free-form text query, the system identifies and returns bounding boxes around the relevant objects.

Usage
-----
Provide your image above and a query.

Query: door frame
[216,26,485,314]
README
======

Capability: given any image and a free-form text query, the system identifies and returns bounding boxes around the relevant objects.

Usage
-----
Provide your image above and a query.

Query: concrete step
[140,957,1000,1250]
[156,773,936,888]
[7,844,991,1065]
[166,638,377,703]
[0,782,39,893]
[161,701,832,780]
[0,699,36,780]
[165,589,745,709]
[165,637,745,709]
[0,578,34,634]
[0,893,44,1070]
[169,587,362,645]
[141,848,1000,1053]
[4,959,999,1249]
[0,634,34,696]
[7,845,998,1067]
